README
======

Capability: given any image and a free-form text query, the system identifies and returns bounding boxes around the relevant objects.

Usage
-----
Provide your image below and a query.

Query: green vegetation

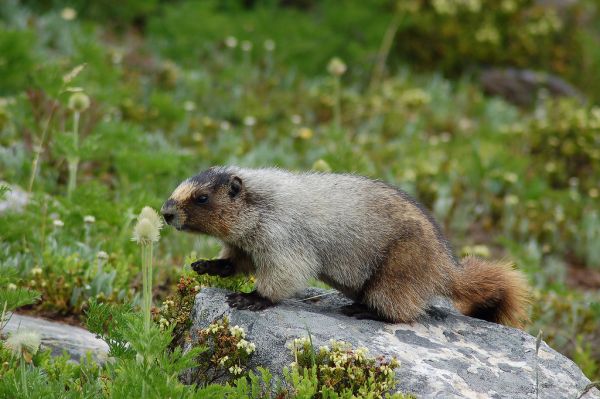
[1,0,600,395]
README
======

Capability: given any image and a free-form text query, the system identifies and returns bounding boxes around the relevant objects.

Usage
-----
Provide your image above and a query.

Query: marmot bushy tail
[161,166,531,328]
[451,256,530,328]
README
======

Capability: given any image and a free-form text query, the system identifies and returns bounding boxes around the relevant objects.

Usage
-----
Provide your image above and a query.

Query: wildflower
[312,159,332,173]
[220,121,231,131]
[505,195,519,206]
[225,36,238,48]
[229,325,246,338]
[132,218,160,244]
[7,283,17,290]
[61,7,77,21]
[290,114,302,125]
[503,173,518,184]
[297,127,313,140]
[97,250,109,260]
[5,331,41,362]
[68,92,90,113]
[194,285,201,292]
[159,317,170,330]
[589,188,599,199]
[264,39,276,52]
[138,206,163,231]
[327,57,347,76]
[243,116,257,127]
[31,267,42,276]
[184,101,196,112]
[219,356,229,366]
[53,219,64,228]
[84,215,96,224]
[241,40,252,52]
[228,365,243,375]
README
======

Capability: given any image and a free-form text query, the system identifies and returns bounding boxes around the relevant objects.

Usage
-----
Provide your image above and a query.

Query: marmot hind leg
[358,239,451,323]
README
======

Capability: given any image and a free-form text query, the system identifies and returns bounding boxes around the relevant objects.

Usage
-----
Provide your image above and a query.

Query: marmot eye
[195,195,209,204]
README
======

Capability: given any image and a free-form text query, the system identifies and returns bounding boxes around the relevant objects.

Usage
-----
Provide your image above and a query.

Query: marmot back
[162,166,530,327]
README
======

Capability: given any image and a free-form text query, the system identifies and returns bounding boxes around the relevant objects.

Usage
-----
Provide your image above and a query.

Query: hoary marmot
[161,166,529,327]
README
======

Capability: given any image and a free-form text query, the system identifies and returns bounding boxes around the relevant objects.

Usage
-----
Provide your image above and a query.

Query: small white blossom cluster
[228,365,243,375]
[159,317,170,330]
[229,325,245,339]
[236,339,256,355]
[206,322,225,334]
[287,336,311,351]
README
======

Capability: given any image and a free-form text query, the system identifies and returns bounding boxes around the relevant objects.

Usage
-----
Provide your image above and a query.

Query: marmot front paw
[191,259,235,277]
[227,291,274,311]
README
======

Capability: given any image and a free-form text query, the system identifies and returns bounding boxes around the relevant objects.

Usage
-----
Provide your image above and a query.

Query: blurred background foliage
[0,0,599,380]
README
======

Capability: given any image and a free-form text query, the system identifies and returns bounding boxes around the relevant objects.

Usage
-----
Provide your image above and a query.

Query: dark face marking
[167,167,246,239]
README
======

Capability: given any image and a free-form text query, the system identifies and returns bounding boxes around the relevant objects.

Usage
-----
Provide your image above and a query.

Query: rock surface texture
[192,288,599,399]
[4,313,108,362]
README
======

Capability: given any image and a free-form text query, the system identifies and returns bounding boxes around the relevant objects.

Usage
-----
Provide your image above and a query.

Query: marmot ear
[229,176,242,198]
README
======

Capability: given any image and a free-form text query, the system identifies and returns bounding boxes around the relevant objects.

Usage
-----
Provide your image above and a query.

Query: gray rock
[480,68,584,107]
[3,313,108,362]
[191,288,600,399]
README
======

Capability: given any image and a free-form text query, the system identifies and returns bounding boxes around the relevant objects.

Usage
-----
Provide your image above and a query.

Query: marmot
[161,166,529,327]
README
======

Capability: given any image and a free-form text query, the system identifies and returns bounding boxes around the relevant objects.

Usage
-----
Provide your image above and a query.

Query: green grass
[0,0,599,392]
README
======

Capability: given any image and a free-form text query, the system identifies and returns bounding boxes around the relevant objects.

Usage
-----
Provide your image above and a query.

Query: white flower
[229,325,246,338]
[68,92,90,113]
[184,101,196,112]
[220,121,231,131]
[31,267,42,276]
[132,218,160,245]
[83,215,96,224]
[243,116,256,127]
[159,317,170,330]
[7,283,17,290]
[327,57,347,76]
[241,40,252,52]
[97,251,109,260]
[228,365,243,375]
[264,39,276,52]
[53,219,64,228]
[290,114,302,125]
[5,331,41,359]
[61,7,77,21]
[236,339,255,354]
[138,206,163,231]
[219,355,229,366]
[225,36,238,48]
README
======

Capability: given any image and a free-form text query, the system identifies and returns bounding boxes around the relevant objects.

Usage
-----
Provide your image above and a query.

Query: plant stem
[28,101,58,193]
[369,13,402,94]
[20,356,28,397]
[67,111,80,198]
[333,75,341,131]
[141,243,149,332]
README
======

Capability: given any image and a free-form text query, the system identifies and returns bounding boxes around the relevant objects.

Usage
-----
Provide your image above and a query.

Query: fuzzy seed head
[5,331,41,361]
[68,92,90,112]
[138,206,163,230]
[132,218,160,245]
[327,57,347,76]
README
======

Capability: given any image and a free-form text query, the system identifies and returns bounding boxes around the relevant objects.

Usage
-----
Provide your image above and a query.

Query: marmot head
[161,167,250,240]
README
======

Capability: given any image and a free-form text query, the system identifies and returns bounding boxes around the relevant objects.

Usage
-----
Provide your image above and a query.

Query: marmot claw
[227,291,274,311]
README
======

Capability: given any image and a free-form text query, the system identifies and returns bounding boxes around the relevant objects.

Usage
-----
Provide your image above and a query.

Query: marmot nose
[162,211,175,225]
[161,200,177,225]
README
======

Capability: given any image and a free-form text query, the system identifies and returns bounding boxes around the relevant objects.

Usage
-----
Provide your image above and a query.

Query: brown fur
[451,256,530,328]
[361,217,454,323]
